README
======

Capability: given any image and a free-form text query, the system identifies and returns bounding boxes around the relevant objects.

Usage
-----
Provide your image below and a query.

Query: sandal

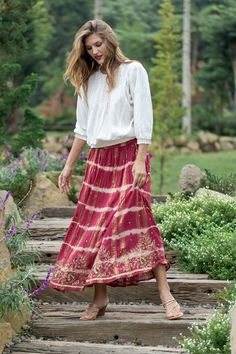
[79,300,109,320]
[162,299,184,320]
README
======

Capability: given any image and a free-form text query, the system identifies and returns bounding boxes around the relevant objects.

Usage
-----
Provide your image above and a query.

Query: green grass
[150,150,236,195]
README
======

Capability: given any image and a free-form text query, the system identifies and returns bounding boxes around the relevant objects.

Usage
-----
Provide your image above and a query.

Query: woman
[48,19,183,321]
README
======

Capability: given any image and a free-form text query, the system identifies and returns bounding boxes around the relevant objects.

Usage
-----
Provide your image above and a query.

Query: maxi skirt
[49,138,170,292]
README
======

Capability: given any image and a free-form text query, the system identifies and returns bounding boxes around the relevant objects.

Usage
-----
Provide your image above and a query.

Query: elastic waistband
[94,138,137,150]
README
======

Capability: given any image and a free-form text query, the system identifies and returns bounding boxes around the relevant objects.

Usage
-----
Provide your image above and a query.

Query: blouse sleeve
[128,62,153,145]
[73,88,88,141]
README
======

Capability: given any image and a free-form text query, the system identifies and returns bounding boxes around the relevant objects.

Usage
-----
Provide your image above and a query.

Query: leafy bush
[0,165,31,204]
[0,267,36,318]
[180,283,236,354]
[0,146,87,202]
[201,169,236,197]
[11,108,46,157]
[152,195,236,279]
[174,229,236,280]
[153,195,236,242]
[180,311,231,354]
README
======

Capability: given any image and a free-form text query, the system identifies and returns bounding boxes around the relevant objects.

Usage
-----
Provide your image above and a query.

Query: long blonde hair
[63,19,131,96]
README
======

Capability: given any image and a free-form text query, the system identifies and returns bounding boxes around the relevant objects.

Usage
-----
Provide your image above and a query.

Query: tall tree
[94,0,102,19]
[150,0,185,194]
[182,0,191,134]
[0,0,38,138]
[198,1,236,110]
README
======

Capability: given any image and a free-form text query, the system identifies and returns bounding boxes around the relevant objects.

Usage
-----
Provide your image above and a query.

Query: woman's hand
[58,166,73,193]
[132,158,147,188]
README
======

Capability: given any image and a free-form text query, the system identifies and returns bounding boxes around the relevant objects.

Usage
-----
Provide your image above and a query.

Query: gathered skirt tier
[49,138,170,292]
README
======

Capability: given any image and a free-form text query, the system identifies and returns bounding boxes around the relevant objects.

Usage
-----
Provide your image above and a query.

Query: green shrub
[153,196,236,242]
[0,146,87,202]
[0,267,36,318]
[201,169,236,197]
[173,229,236,280]
[180,283,236,354]
[11,108,46,157]
[152,195,236,279]
[0,165,30,204]
[180,311,231,354]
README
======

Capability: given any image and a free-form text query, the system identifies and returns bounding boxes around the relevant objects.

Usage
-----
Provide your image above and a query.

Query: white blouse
[74,61,153,148]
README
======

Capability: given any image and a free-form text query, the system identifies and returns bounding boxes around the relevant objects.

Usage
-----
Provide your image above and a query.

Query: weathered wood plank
[11,339,187,354]
[31,264,227,305]
[28,219,71,240]
[41,197,167,218]
[28,303,210,347]
[26,241,180,266]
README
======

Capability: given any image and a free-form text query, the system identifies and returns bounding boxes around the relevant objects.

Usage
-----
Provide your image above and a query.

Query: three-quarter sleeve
[74,88,88,141]
[128,62,153,145]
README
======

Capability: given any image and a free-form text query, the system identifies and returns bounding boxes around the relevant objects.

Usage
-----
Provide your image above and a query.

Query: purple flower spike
[0,224,16,242]
[148,152,153,159]
[1,191,11,210]
[63,134,72,146]
[3,145,12,157]
[80,151,87,160]
[24,211,40,232]
[29,266,56,298]
[36,148,42,158]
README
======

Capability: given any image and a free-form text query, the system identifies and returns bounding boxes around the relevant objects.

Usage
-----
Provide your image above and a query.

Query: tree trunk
[230,44,236,110]
[182,0,191,135]
[94,0,102,20]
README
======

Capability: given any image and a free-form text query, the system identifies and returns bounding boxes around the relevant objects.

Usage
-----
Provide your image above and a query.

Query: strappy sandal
[79,301,109,320]
[162,299,184,320]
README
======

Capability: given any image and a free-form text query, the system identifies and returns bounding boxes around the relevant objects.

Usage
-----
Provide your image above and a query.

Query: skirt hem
[48,258,170,293]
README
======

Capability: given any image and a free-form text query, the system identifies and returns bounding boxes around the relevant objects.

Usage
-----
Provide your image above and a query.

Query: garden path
[5,206,228,354]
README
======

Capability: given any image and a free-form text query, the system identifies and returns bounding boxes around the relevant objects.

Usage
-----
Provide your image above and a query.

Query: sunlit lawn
[150,150,236,195]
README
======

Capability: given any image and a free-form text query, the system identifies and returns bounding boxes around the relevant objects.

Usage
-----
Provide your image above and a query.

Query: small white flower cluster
[152,193,236,280]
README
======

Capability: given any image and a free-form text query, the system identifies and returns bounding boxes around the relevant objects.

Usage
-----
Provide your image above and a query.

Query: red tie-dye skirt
[49,138,170,291]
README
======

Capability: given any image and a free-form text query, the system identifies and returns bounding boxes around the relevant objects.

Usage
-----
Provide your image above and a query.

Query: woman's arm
[58,137,87,194]
[132,143,148,188]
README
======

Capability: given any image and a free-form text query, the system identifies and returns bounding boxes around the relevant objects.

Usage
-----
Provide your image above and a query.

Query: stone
[179,165,206,193]
[180,147,191,155]
[166,146,177,153]
[214,141,221,151]
[3,304,32,334]
[197,131,218,145]
[0,320,13,354]
[195,188,234,201]
[0,191,23,227]
[174,134,188,147]
[164,137,174,148]
[186,141,200,152]
[21,173,74,217]
[45,172,84,191]
[0,241,12,284]
[219,141,234,151]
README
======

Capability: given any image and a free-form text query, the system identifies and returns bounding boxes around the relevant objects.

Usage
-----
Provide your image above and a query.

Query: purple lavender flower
[61,152,69,160]
[63,134,72,146]
[39,156,49,172]
[15,154,24,164]
[3,145,12,158]
[29,266,56,297]
[80,151,87,160]
[24,211,40,232]
[0,224,16,242]
[1,191,11,210]
[36,148,42,159]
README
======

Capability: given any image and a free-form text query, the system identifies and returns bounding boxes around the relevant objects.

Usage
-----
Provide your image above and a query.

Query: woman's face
[84,33,106,65]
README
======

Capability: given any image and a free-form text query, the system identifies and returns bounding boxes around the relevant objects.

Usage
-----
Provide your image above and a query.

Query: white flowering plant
[152,194,236,279]
[179,283,236,354]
